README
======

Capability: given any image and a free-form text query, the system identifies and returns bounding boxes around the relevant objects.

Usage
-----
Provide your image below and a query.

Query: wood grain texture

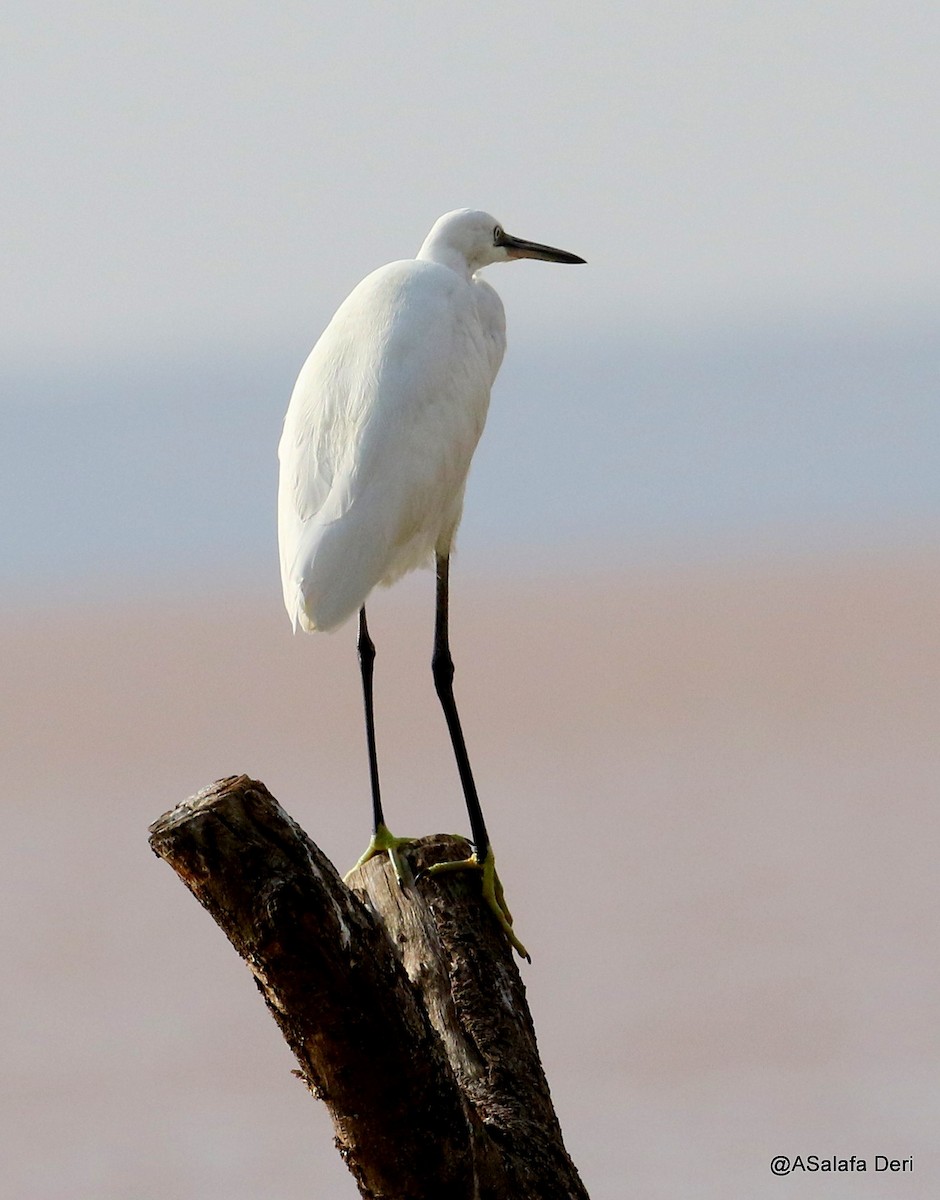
[149,775,588,1199]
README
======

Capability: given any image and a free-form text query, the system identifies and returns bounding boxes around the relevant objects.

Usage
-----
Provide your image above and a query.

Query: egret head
[418,209,585,276]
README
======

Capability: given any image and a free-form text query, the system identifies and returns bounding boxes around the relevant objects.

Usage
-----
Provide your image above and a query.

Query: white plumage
[277,208,581,633]
[275,207,584,959]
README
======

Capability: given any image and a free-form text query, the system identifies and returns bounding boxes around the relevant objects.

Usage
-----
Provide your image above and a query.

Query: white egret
[278,209,585,959]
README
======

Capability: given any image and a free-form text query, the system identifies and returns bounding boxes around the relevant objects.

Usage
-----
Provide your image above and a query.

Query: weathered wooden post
[149,774,589,1199]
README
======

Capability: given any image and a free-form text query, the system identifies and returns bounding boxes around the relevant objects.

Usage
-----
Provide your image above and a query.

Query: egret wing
[278,260,503,632]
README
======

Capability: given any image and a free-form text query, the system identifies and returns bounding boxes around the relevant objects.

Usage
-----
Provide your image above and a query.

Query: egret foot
[426,847,530,962]
[344,823,415,888]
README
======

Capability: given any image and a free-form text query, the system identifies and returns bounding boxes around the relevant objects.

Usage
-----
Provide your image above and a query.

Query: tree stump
[148,775,589,1199]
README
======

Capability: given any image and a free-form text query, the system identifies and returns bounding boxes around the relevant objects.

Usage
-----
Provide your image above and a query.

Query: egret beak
[499,232,586,264]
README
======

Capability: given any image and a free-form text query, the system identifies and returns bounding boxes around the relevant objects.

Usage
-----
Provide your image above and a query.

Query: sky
[2,2,939,598]
[4,3,939,361]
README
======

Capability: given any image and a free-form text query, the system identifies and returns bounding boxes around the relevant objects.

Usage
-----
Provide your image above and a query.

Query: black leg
[432,553,490,861]
[427,556,529,960]
[346,607,412,886]
[358,605,385,834]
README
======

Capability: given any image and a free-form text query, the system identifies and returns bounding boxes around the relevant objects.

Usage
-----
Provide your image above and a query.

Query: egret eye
[493,226,503,244]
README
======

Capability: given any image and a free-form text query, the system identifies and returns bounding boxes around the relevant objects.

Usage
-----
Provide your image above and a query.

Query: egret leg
[344,606,413,887]
[426,554,529,961]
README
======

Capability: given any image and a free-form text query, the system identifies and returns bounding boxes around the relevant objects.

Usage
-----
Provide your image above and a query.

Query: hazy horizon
[3,309,938,609]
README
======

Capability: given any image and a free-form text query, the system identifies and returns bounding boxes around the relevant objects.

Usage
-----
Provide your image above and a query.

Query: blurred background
[2,3,938,1197]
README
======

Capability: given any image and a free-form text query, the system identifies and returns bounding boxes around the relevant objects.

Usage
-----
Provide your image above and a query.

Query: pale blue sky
[2,3,938,596]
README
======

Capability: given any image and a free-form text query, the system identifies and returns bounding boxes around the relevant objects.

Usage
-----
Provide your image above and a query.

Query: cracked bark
[149,775,589,1200]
